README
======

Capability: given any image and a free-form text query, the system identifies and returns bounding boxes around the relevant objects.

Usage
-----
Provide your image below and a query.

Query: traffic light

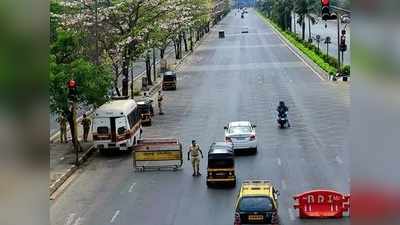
[321,0,337,21]
[321,0,330,20]
[67,79,77,101]
[340,35,347,52]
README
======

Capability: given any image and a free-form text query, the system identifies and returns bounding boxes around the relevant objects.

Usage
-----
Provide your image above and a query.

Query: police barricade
[133,138,183,172]
[293,189,350,218]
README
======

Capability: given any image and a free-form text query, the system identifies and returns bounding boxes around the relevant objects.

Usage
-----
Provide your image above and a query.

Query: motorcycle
[277,112,289,129]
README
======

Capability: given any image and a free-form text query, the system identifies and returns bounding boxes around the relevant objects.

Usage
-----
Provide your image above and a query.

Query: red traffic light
[321,0,330,6]
[67,79,77,89]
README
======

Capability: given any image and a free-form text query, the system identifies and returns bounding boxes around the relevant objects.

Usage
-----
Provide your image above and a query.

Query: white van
[92,99,142,151]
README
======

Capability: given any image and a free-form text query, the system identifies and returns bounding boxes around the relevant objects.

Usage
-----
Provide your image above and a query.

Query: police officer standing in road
[81,113,91,142]
[57,113,68,143]
[187,140,204,176]
[158,90,164,115]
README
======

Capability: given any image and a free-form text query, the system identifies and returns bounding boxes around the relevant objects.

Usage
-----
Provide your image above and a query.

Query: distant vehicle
[340,14,351,24]
[241,27,249,33]
[224,121,257,153]
[207,142,236,188]
[162,70,177,90]
[241,13,244,19]
[92,99,142,152]
[234,180,280,225]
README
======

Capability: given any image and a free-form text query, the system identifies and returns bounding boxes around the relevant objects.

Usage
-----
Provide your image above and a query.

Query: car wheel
[253,147,258,154]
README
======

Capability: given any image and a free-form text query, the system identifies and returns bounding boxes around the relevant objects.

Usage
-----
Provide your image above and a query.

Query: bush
[256,10,350,76]
[341,65,350,75]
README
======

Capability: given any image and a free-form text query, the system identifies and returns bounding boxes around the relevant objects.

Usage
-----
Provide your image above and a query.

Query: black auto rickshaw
[136,98,154,126]
[162,70,177,90]
[207,142,236,188]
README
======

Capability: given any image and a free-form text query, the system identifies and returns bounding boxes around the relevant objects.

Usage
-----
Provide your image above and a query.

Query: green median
[256,10,350,77]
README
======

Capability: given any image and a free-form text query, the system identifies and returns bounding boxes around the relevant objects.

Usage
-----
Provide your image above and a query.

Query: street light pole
[337,14,341,74]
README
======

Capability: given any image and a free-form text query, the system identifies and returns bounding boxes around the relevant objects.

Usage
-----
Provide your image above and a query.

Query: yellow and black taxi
[207,142,236,187]
[162,70,177,90]
[136,97,154,126]
[234,180,280,225]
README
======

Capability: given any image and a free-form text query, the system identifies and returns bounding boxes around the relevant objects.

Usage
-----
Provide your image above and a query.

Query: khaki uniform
[81,117,91,142]
[57,115,67,143]
[158,94,163,114]
[188,144,202,174]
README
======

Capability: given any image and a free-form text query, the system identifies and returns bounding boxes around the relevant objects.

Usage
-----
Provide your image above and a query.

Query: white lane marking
[288,208,296,221]
[60,157,65,161]
[277,158,282,166]
[265,19,325,81]
[73,217,82,225]
[65,213,75,225]
[281,179,287,190]
[110,210,120,223]
[128,183,136,193]
[335,155,343,164]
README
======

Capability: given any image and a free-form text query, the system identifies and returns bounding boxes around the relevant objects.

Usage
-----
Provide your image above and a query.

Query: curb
[49,145,96,197]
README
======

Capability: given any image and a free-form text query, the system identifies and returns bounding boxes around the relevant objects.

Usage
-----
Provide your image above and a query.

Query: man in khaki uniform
[57,114,68,143]
[187,140,204,176]
[157,90,164,115]
[81,113,91,142]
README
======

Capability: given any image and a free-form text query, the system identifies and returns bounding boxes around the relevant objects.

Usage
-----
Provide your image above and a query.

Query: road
[50,9,349,225]
[292,14,351,65]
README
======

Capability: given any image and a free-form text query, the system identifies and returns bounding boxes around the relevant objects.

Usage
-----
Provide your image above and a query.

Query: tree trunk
[121,49,129,96]
[308,16,312,42]
[146,51,152,85]
[302,17,306,40]
[160,47,165,59]
[189,30,193,51]
[174,41,178,59]
[178,34,183,58]
[114,80,121,96]
[183,32,188,52]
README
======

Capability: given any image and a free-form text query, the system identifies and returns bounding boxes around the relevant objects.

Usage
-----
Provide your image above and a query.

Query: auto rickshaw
[136,98,154,126]
[162,70,177,90]
[207,142,236,188]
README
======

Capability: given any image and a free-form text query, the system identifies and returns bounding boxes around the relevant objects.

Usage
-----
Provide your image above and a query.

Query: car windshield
[238,197,274,212]
[229,126,251,134]
[164,75,176,81]
[208,158,234,168]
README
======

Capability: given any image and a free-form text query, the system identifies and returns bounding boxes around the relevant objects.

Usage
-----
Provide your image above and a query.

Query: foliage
[257,10,350,76]
[49,30,113,114]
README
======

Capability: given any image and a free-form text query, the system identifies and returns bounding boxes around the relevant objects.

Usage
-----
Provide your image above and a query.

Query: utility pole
[67,80,80,166]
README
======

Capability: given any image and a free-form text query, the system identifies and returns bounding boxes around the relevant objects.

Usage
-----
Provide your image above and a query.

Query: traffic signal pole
[337,15,341,75]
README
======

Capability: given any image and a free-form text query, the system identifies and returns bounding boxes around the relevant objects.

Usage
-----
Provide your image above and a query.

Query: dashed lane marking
[110,210,120,223]
[128,183,136,193]
[335,155,343,164]
[281,179,287,190]
[277,158,282,166]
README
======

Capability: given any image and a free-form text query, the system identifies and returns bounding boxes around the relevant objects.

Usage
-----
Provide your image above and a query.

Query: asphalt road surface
[50,9,349,225]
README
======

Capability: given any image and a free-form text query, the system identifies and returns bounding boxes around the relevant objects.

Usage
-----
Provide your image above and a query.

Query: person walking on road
[57,113,68,143]
[81,113,91,142]
[158,90,164,115]
[187,140,204,176]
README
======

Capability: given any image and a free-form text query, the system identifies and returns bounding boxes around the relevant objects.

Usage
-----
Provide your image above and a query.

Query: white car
[241,26,249,33]
[224,121,257,153]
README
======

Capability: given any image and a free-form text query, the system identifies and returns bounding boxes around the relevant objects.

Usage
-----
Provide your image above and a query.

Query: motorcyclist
[277,101,290,127]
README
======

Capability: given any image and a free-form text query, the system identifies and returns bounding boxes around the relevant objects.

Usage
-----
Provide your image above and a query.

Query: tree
[295,0,318,41]
[50,30,113,146]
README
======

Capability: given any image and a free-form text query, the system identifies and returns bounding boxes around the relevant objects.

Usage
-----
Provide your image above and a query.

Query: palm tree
[295,0,318,41]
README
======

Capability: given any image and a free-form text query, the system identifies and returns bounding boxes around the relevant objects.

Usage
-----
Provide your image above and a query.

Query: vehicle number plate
[215,172,225,176]
[248,215,264,221]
